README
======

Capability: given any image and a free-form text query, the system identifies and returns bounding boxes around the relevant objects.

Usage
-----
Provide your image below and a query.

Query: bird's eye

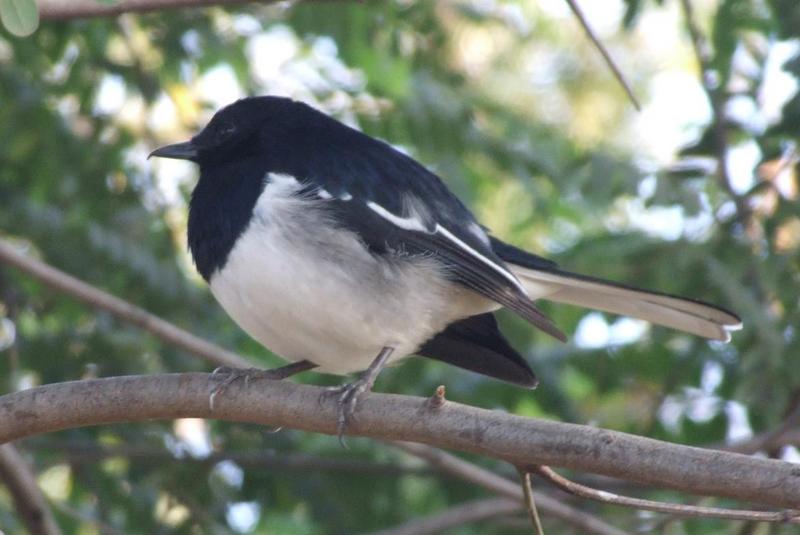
[217,123,236,139]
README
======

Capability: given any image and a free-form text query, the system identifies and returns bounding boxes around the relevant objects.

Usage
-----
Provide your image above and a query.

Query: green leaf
[0,0,38,37]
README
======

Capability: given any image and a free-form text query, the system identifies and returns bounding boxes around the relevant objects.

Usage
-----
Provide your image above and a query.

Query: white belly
[208,179,495,375]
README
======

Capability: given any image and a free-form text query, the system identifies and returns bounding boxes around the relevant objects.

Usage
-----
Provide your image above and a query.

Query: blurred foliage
[0,0,799,533]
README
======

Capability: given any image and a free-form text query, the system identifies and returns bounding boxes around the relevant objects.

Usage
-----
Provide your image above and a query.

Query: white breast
[208,174,495,375]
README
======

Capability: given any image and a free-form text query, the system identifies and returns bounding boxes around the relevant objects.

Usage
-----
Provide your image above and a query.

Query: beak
[148,141,198,161]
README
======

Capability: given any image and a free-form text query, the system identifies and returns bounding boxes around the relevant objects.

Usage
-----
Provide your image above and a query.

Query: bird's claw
[323,378,371,448]
[208,367,264,411]
[209,361,317,412]
[211,366,232,376]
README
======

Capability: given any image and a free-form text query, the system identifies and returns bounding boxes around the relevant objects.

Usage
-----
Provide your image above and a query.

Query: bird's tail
[508,265,742,342]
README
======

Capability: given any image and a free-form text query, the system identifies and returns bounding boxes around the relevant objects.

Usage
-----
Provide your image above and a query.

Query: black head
[150,96,319,281]
[148,96,307,165]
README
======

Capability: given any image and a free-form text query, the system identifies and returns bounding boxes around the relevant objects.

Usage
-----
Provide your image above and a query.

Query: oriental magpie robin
[150,96,741,432]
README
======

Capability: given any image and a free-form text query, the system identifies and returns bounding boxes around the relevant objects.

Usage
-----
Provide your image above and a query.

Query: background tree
[0,0,798,533]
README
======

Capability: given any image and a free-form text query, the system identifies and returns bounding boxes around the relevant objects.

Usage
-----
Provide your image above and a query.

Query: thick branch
[0,374,798,509]
[0,444,61,535]
[1,239,620,533]
[0,240,250,369]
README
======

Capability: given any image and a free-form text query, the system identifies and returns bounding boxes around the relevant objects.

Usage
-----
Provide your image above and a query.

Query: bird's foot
[209,367,269,411]
[323,346,395,447]
[325,376,374,448]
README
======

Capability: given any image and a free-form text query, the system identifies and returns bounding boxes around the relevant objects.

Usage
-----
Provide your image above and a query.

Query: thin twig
[0,239,250,369]
[531,465,800,524]
[390,442,631,535]
[519,469,544,535]
[0,444,62,535]
[718,404,800,455]
[723,429,800,455]
[367,497,521,535]
[390,441,520,497]
[564,0,641,111]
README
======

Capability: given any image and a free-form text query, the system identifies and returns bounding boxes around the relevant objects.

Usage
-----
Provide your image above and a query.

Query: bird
[149,96,741,434]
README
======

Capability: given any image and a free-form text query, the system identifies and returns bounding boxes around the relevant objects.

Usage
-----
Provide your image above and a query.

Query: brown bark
[0,373,798,509]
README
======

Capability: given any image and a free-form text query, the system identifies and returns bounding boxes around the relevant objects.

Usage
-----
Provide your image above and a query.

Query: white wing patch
[265,172,301,197]
[366,199,525,293]
[264,174,351,203]
[367,201,428,232]
[433,224,526,293]
[266,172,299,187]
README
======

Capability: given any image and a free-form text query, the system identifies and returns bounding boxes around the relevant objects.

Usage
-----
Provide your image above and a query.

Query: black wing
[267,102,565,340]
[488,236,558,271]
[310,163,563,340]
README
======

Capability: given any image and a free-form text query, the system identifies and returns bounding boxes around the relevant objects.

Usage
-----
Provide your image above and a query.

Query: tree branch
[391,441,629,535]
[531,465,800,524]
[0,444,61,535]
[724,430,800,456]
[368,497,521,535]
[720,404,800,456]
[36,0,276,20]
[519,469,544,535]
[564,0,641,111]
[0,240,250,370]
[679,0,751,223]
[391,441,523,498]
[25,439,433,477]
[0,238,620,533]
[48,501,123,535]
[1,374,798,509]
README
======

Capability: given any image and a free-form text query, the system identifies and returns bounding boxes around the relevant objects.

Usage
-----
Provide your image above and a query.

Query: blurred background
[0,0,799,533]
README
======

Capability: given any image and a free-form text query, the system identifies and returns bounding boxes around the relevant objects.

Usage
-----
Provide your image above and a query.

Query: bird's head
[149,96,301,165]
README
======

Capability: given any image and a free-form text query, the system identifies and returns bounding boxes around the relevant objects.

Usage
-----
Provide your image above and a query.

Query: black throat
[188,159,267,281]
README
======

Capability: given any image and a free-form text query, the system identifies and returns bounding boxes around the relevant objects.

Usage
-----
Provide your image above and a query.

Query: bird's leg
[329,346,394,445]
[209,360,317,410]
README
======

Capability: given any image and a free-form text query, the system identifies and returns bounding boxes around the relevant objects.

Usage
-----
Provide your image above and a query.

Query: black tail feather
[418,313,537,388]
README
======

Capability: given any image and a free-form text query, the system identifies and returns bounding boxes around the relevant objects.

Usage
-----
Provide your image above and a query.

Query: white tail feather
[510,266,742,342]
